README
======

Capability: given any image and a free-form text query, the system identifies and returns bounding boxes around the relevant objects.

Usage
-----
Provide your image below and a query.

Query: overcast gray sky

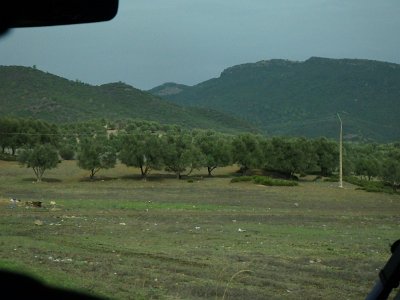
[0,0,399,90]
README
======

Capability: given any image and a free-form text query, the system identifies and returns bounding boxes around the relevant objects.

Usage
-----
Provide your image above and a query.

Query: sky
[0,0,399,90]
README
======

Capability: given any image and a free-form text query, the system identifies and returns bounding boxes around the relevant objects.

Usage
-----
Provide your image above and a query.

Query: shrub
[344,176,395,194]
[231,175,298,186]
[252,176,298,186]
[59,145,75,160]
[230,176,253,183]
[364,186,386,193]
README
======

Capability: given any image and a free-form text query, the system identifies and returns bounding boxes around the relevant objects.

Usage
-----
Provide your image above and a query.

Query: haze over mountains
[150,57,400,142]
[1,57,400,142]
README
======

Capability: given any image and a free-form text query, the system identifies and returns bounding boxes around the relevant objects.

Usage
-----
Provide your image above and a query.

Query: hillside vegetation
[150,57,400,142]
[0,66,256,134]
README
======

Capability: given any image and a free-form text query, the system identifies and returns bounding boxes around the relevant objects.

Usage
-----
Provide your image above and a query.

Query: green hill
[150,57,400,142]
[0,66,256,133]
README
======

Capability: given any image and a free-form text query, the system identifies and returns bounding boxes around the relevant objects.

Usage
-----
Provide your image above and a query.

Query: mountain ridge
[150,57,400,142]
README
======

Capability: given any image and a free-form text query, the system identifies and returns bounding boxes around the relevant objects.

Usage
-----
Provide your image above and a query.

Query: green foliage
[252,176,298,186]
[161,133,205,179]
[59,144,75,160]
[17,144,59,182]
[0,117,59,155]
[193,130,232,176]
[264,137,315,178]
[344,176,389,193]
[118,132,163,178]
[381,149,400,191]
[354,157,381,180]
[231,175,298,186]
[77,137,116,179]
[231,134,263,175]
[313,137,338,176]
[1,114,397,190]
[230,176,253,183]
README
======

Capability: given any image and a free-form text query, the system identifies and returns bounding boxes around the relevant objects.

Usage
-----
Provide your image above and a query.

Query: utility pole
[337,113,343,188]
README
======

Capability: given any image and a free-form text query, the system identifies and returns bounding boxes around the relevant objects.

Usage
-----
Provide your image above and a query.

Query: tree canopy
[18,144,59,182]
[77,137,116,179]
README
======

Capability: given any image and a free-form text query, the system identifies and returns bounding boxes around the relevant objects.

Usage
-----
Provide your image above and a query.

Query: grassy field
[0,160,399,299]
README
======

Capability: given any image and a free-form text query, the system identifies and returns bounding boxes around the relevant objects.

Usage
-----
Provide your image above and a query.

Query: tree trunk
[207,167,213,177]
[241,166,248,176]
[140,165,145,177]
[140,165,150,181]
[321,167,328,177]
[33,167,42,182]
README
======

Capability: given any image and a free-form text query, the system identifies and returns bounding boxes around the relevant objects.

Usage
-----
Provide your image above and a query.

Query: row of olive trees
[76,130,341,180]
[2,117,399,189]
[0,117,59,155]
[75,130,232,180]
[348,143,400,190]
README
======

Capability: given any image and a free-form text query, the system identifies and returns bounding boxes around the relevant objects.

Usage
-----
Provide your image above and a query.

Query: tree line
[0,117,399,191]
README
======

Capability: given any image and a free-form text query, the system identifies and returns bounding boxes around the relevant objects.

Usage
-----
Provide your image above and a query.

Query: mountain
[0,66,256,133]
[150,57,400,142]
[149,82,189,97]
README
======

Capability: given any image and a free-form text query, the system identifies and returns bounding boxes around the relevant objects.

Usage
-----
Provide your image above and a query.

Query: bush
[345,176,384,189]
[230,176,253,183]
[344,176,395,194]
[252,176,298,186]
[364,186,386,193]
[231,175,298,186]
[59,145,75,160]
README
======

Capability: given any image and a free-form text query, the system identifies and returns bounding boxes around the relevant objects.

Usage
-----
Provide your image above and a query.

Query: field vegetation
[0,160,399,299]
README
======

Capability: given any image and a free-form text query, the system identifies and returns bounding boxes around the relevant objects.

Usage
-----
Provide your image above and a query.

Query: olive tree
[77,137,116,179]
[231,134,262,175]
[119,132,163,180]
[194,130,232,176]
[312,137,338,176]
[18,144,59,182]
[381,150,400,191]
[162,133,205,179]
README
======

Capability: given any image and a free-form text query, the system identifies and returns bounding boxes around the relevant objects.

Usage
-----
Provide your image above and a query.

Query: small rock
[34,220,44,226]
